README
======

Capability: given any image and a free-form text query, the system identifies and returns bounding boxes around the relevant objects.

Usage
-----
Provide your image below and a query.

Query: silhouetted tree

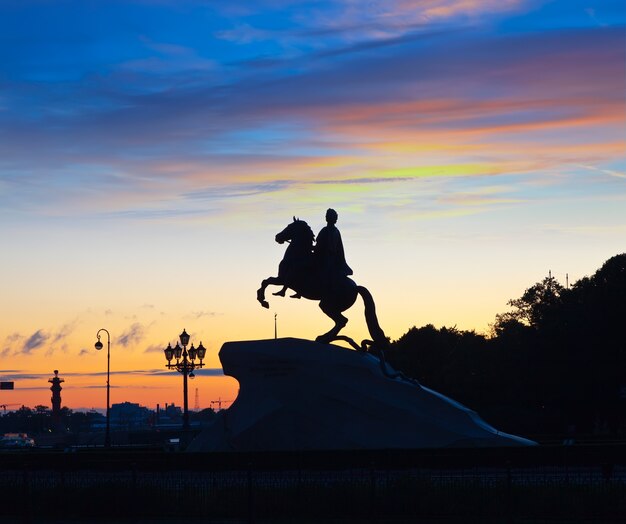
[386,325,492,409]
[388,254,625,440]
[493,273,564,332]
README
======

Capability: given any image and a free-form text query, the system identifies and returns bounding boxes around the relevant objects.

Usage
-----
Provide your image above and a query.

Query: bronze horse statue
[257,217,387,351]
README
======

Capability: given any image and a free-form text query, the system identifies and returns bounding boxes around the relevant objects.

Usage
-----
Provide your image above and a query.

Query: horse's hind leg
[272,286,288,297]
[316,301,348,344]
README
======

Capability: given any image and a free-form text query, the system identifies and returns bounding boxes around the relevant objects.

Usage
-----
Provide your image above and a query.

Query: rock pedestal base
[188,338,535,451]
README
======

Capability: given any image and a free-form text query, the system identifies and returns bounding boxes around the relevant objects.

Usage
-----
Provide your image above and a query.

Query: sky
[0,0,624,412]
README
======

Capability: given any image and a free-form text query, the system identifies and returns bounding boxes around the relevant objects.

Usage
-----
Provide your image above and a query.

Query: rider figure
[273,209,352,299]
[314,208,353,291]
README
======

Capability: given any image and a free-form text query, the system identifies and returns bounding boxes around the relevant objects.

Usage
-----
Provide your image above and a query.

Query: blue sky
[0,0,624,408]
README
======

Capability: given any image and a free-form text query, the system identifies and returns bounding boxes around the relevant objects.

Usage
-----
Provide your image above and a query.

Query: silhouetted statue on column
[257,212,387,351]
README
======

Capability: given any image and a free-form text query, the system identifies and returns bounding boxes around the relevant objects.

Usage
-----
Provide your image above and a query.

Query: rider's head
[326,208,338,224]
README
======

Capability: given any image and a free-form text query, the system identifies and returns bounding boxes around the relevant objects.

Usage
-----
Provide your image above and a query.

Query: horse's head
[275,216,314,247]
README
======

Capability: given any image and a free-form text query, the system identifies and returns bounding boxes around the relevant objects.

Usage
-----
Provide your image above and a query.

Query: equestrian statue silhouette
[256,210,388,352]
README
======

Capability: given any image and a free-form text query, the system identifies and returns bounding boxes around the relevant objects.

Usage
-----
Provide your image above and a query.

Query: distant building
[109,402,152,430]
[155,403,183,426]
[86,410,107,431]
[0,433,35,449]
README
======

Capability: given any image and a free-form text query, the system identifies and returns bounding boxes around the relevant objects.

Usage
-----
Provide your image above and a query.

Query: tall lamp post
[164,329,206,432]
[94,329,111,448]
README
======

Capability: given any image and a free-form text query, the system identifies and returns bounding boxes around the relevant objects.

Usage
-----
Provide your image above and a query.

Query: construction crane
[210,398,233,411]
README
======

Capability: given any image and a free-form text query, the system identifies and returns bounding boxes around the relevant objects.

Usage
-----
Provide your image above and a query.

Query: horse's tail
[356,286,416,384]
[357,285,388,349]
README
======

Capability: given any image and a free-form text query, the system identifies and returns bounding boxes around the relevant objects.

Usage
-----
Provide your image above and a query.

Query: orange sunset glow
[1,0,624,413]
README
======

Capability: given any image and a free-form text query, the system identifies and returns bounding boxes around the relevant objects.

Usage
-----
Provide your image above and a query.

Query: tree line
[386,253,626,440]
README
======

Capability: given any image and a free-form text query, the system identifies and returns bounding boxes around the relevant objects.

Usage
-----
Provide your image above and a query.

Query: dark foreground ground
[0,444,624,523]
[5,519,626,524]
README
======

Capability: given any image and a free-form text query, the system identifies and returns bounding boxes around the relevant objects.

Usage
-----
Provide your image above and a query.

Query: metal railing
[1,444,624,521]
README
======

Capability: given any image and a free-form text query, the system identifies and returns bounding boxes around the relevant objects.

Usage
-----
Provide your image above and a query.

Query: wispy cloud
[2,333,22,357]
[544,223,626,236]
[579,164,626,180]
[439,193,523,207]
[1,12,622,222]
[296,0,527,42]
[216,23,277,44]
[186,310,222,320]
[0,368,224,381]
[585,7,608,27]
[22,330,49,354]
[2,321,82,357]
[149,368,224,377]
[116,323,145,348]
[52,321,76,344]
[0,0,622,370]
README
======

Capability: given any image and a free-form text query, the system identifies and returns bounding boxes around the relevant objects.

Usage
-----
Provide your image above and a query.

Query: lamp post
[94,328,111,448]
[164,329,206,432]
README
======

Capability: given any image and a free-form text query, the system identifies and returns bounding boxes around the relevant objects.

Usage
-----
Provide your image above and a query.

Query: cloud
[186,310,221,320]
[0,368,224,381]
[52,321,76,343]
[216,23,276,44]
[544,223,626,236]
[144,344,164,353]
[83,385,122,389]
[2,333,22,357]
[0,372,53,381]
[438,193,523,207]
[0,2,622,225]
[1,320,81,357]
[579,164,626,180]
[5,333,22,344]
[22,330,49,354]
[116,323,145,347]
[10,23,616,163]
[119,50,216,75]
[294,0,527,42]
[45,320,78,355]
[184,180,295,201]
[148,368,225,377]
[585,7,608,27]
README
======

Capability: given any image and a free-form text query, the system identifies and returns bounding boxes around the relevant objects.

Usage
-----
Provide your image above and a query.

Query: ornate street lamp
[164,329,206,433]
[94,328,111,448]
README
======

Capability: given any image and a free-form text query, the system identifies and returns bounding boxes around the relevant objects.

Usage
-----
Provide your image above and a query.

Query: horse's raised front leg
[316,301,348,344]
[257,276,283,309]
